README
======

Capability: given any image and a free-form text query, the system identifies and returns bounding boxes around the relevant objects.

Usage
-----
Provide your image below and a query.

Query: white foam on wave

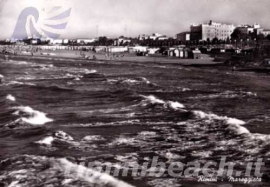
[123,79,140,84]
[109,137,137,146]
[13,106,53,125]
[6,94,16,102]
[193,110,248,135]
[139,131,156,136]
[191,90,258,100]
[167,101,185,109]
[0,74,4,79]
[5,81,36,86]
[84,69,97,74]
[143,95,165,104]
[8,60,28,65]
[54,158,134,187]
[55,131,74,141]
[36,136,55,146]
[142,95,185,110]
[108,77,152,85]
[140,77,151,84]
[35,131,76,147]
[82,135,105,142]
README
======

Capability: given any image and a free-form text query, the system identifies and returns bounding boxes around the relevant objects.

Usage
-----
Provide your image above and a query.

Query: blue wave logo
[12,6,71,39]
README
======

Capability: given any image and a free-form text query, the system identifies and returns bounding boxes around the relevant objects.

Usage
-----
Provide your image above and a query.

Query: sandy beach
[0,47,222,66]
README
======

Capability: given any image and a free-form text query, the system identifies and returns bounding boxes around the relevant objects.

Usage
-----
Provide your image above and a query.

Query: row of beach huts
[1,44,203,59]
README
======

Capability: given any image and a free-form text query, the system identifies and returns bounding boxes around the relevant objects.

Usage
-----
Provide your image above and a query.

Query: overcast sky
[0,0,269,39]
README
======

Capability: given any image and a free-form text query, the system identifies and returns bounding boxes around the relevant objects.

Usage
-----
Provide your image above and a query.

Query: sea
[0,56,270,187]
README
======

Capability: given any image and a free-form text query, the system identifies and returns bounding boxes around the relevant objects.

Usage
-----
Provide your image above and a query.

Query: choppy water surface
[0,57,270,187]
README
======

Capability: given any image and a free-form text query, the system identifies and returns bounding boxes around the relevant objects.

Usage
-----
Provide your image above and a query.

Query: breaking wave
[12,106,53,126]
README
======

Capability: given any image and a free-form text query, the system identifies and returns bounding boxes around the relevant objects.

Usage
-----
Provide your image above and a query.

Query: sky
[0,0,269,39]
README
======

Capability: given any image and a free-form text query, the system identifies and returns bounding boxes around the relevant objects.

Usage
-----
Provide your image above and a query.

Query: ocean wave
[138,95,270,158]
[5,60,30,65]
[114,153,139,168]
[4,81,36,86]
[36,131,74,146]
[109,136,139,147]
[108,77,155,86]
[36,136,55,146]
[55,130,74,141]
[6,94,16,102]
[189,90,257,100]
[35,131,103,151]
[193,110,248,135]
[141,95,185,110]
[0,155,134,187]
[12,106,53,125]
[84,69,97,74]
[82,135,106,142]
[38,64,54,69]
[55,158,134,187]
[147,179,181,187]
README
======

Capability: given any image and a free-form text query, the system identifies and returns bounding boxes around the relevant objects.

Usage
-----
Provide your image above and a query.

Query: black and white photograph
[0,0,270,186]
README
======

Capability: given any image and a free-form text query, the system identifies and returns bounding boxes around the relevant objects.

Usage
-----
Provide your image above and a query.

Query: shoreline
[0,49,225,66]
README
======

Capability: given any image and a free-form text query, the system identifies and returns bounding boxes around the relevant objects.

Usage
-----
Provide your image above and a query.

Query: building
[262,30,270,36]
[236,24,259,35]
[190,20,235,41]
[139,33,168,41]
[49,39,63,45]
[63,39,69,44]
[129,46,148,52]
[189,49,202,59]
[138,35,148,41]
[149,33,163,40]
[76,38,96,44]
[176,32,190,42]
[106,46,128,53]
[114,37,131,46]
[234,24,270,38]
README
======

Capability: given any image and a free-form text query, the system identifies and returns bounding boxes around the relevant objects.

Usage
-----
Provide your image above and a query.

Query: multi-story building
[190,20,235,41]
[176,32,190,42]
[235,24,270,38]
[236,24,260,35]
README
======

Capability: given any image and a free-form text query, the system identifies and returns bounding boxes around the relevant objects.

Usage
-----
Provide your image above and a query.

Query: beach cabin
[183,48,190,59]
[107,46,128,53]
[175,48,184,58]
[173,49,180,57]
[129,46,148,53]
[147,48,160,54]
[168,50,174,57]
[189,49,202,59]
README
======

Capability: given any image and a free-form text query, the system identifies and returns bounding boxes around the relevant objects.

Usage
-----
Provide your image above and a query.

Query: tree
[212,37,219,44]
[257,33,265,41]
[267,34,270,41]
[231,29,242,40]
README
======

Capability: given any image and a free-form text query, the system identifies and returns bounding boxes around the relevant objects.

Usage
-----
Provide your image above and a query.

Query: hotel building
[190,20,235,41]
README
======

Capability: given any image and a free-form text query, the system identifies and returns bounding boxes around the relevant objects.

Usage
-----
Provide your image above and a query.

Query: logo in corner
[12,6,72,40]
